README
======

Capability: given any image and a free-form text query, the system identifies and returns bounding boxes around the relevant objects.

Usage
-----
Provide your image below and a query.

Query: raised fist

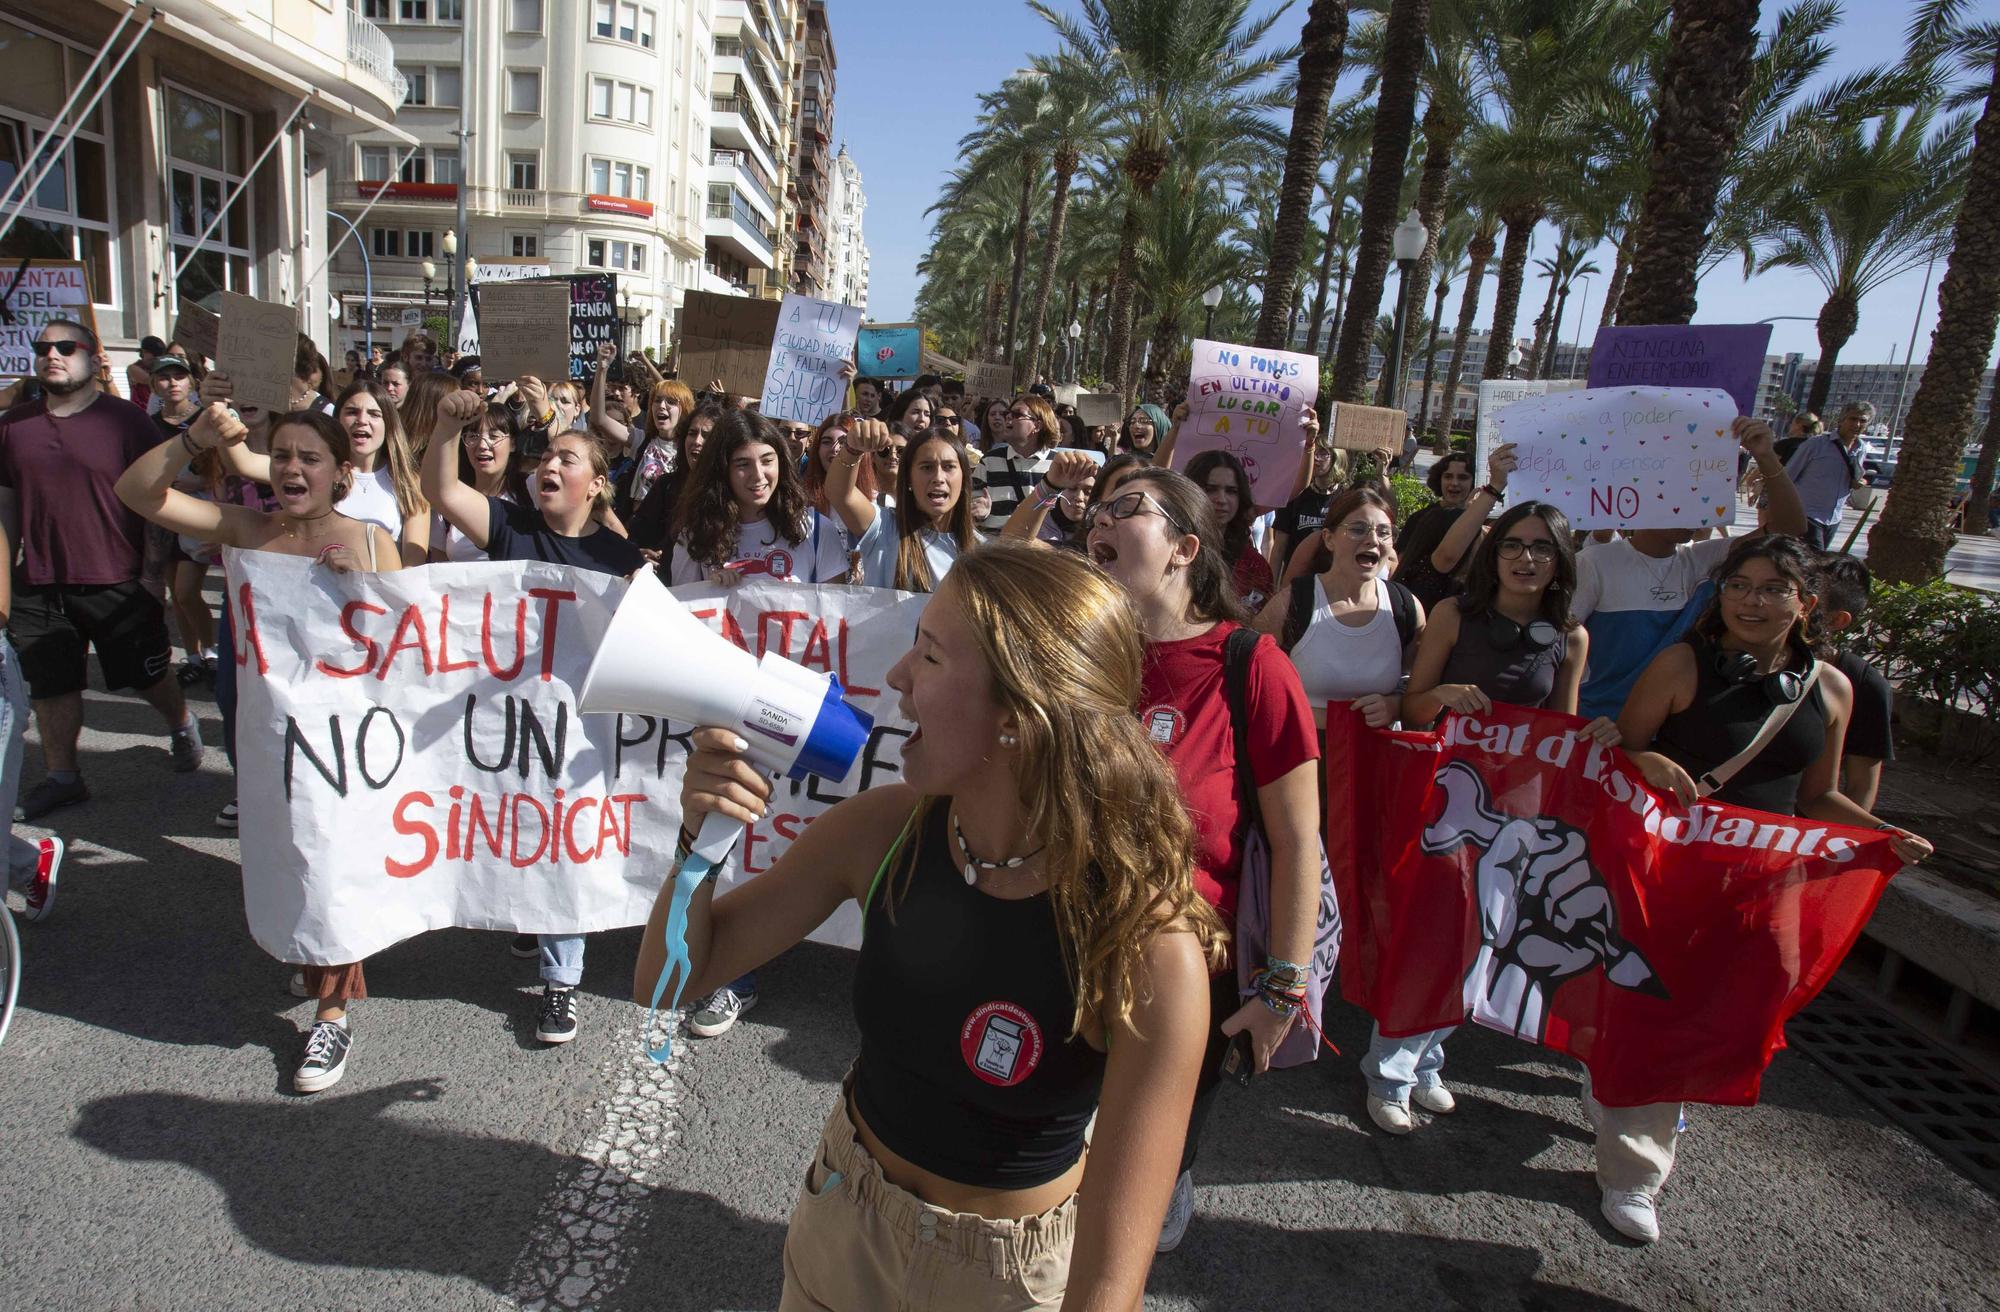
[189,402,247,450]
[435,388,485,432]
[845,417,894,454]
[1044,448,1098,492]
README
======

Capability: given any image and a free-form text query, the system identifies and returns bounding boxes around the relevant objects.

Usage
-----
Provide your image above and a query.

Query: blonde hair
[398,370,461,464]
[883,542,1226,1036]
[548,430,614,514]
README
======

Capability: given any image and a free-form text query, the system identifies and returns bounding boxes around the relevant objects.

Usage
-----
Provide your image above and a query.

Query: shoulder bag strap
[1223,627,1263,830]
[1695,660,1823,798]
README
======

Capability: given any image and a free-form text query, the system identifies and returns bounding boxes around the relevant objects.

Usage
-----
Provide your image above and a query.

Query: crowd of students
[0,312,1935,1308]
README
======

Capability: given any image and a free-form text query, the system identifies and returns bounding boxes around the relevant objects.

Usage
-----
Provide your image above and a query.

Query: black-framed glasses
[938,415,962,427]
[31,340,83,358]
[1008,409,1035,420]
[1720,579,1799,603]
[1496,538,1558,562]
[1085,489,1184,533]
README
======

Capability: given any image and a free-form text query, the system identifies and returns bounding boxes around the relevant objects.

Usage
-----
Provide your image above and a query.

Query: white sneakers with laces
[1601,1187,1661,1243]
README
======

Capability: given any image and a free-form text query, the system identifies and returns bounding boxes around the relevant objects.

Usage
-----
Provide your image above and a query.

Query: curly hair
[1689,532,1828,657]
[671,408,812,569]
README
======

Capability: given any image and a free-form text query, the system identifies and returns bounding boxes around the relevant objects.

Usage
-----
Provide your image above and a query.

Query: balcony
[710,97,780,181]
[709,150,776,228]
[346,10,411,112]
[706,191,775,268]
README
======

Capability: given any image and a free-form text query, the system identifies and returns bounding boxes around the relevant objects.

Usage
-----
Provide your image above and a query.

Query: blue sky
[830,0,1987,369]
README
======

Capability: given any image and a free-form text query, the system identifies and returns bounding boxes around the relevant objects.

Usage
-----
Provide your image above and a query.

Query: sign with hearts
[1492,386,1739,530]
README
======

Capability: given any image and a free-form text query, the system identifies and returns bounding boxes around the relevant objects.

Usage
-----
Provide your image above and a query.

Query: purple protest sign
[1586,323,1774,417]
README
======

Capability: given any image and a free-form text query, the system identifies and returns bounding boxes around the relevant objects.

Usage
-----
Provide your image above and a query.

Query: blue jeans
[1362,1022,1456,1102]
[0,643,47,887]
[215,596,237,770]
[539,934,584,988]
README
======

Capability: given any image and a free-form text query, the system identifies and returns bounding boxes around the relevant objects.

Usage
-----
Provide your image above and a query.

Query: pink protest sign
[1176,338,1318,509]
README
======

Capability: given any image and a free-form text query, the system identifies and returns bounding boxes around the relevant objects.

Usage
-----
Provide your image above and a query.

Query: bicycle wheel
[0,903,19,1048]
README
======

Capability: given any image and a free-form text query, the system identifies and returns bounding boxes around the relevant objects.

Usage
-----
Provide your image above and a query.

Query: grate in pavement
[1788,978,2000,1197]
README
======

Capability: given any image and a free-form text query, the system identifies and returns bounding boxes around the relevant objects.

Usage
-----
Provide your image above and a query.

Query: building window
[510,233,539,258]
[399,153,428,184]
[434,66,462,108]
[594,1,655,48]
[361,0,392,19]
[435,0,463,21]
[586,158,649,200]
[399,0,428,20]
[508,151,539,190]
[431,150,461,186]
[587,77,653,127]
[406,230,435,258]
[1,22,120,307]
[370,227,401,258]
[358,145,392,182]
[164,85,251,306]
[506,69,541,115]
[586,237,645,272]
[400,66,427,105]
[508,0,543,32]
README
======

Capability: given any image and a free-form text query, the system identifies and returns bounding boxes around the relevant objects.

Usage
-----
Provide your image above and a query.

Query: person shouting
[826,417,976,591]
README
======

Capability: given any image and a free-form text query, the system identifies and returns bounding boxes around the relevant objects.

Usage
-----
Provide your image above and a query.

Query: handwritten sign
[1474,379,1580,478]
[966,361,1014,399]
[172,301,221,363]
[476,281,572,383]
[565,273,619,382]
[217,291,300,412]
[1493,385,1739,530]
[762,293,862,424]
[1178,338,1319,509]
[679,290,781,397]
[1329,401,1405,453]
[1587,324,1773,417]
[0,261,94,382]
[1076,392,1124,428]
[857,323,921,379]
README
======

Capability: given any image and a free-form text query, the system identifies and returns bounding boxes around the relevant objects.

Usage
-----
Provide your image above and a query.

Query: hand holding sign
[1493,386,1738,530]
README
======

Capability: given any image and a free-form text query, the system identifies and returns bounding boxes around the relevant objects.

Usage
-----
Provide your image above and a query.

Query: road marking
[504,1011,687,1310]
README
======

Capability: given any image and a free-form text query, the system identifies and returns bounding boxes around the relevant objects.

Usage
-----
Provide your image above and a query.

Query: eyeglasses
[1720,579,1799,603]
[1496,538,1558,562]
[1008,409,1035,420]
[461,431,504,448]
[1336,522,1396,544]
[1084,490,1184,533]
[31,340,83,358]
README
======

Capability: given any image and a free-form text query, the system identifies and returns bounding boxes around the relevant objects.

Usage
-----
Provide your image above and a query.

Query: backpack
[1280,574,1417,654]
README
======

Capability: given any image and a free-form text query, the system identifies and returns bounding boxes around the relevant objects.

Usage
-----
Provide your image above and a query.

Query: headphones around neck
[1485,612,1559,652]
[1712,644,1806,706]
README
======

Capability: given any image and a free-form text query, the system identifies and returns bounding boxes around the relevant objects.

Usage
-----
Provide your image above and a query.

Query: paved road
[4,675,1998,1311]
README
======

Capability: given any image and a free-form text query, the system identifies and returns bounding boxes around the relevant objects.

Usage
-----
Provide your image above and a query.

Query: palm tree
[953,76,1051,366]
[1304,110,1371,354]
[1400,0,1484,373]
[1540,238,1600,377]
[1415,213,1473,432]
[1758,101,1973,414]
[1369,307,1432,406]
[1330,0,1431,402]
[1019,55,1111,384]
[1137,167,1251,398]
[1615,0,1762,326]
[1525,228,1597,378]
[1432,207,1497,446]
[919,165,1027,362]
[1034,0,1287,396]
[1256,0,1352,350]
[1871,3,2000,580]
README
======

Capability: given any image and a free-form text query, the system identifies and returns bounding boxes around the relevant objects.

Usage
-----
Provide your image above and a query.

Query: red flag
[1325,702,1901,1107]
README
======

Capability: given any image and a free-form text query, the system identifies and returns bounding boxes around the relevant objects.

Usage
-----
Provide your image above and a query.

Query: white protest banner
[1493,385,1739,530]
[1180,337,1318,508]
[763,292,863,424]
[965,361,1014,399]
[217,291,301,412]
[1053,383,1081,408]
[232,552,921,962]
[476,281,572,383]
[1076,392,1124,428]
[0,260,93,381]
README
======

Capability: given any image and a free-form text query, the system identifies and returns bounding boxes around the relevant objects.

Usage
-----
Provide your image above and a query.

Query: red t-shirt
[0,393,158,586]
[1233,542,1274,610]
[1139,621,1319,921]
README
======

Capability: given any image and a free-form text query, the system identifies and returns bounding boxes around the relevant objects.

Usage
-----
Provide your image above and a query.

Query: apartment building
[1784,358,1996,437]
[704,0,792,298]
[784,0,832,298]
[329,0,711,356]
[825,143,868,312]
[0,1,412,364]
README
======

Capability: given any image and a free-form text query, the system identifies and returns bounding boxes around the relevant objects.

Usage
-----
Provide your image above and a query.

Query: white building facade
[825,143,868,312]
[703,0,793,298]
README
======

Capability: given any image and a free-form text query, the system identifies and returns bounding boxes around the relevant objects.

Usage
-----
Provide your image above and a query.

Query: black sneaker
[294,1019,353,1093]
[15,776,87,823]
[535,986,579,1044]
[510,932,540,959]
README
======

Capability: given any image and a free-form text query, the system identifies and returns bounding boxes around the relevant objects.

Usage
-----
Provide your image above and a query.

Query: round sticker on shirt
[767,548,794,579]
[961,1001,1043,1087]
[1141,705,1183,747]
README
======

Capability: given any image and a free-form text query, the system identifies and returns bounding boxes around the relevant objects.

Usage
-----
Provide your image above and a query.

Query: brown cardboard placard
[173,302,221,363]
[216,290,301,412]
[965,361,1014,398]
[676,290,780,397]
[1330,401,1406,452]
[1076,392,1124,428]
[475,281,572,383]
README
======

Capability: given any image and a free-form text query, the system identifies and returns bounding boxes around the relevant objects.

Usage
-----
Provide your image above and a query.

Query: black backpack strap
[1222,626,1264,829]
[1387,579,1417,650]
[1281,574,1314,654]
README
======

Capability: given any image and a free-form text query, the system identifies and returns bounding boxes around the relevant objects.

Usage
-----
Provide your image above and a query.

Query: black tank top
[1652,638,1827,815]
[1439,606,1569,710]
[851,803,1106,1189]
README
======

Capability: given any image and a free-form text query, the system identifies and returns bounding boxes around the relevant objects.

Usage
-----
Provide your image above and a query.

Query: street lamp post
[1202,284,1224,339]
[1386,209,1428,413]
[442,230,459,349]
[1066,319,1082,384]
[421,259,438,306]
[1506,344,1523,379]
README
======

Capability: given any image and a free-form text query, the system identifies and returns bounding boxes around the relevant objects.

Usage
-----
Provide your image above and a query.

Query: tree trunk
[981,278,1006,364]
[1526,273,1561,380]
[1616,0,1760,326]
[1080,280,1101,381]
[1481,214,1538,380]
[1543,286,1572,376]
[1126,298,1149,404]
[1103,195,1144,392]
[1600,239,1630,326]
[1436,227,1493,445]
[1256,0,1351,349]
[1332,259,1351,352]
[1305,206,1339,355]
[1022,154,1076,383]
[1144,313,1182,404]
[1330,0,1430,401]
[1416,275,1450,432]
[1407,99,1461,366]
[1804,291,1860,416]
[1004,158,1038,364]
[1965,401,1999,534]
[1870,45,2000,581]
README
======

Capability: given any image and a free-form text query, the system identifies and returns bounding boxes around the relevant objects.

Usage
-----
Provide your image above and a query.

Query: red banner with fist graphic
[1324,703,1902,1107]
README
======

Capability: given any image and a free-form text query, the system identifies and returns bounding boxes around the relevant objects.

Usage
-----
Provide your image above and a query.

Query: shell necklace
[951,808,1044,887]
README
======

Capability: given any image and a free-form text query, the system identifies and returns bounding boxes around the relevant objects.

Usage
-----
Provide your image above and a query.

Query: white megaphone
[577,569,875,866]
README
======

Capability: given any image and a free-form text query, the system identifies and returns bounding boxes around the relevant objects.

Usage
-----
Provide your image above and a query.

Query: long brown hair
[882,543,1227,1036]
[891,429,976,592]
[1690,532,1827,657]
[397,369,460,464]
[1118,467,1249,626]
[672,409,811,568]
[335,379,425,520]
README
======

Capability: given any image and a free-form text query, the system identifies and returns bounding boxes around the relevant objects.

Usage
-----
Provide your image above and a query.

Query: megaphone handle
[691,808,744,866]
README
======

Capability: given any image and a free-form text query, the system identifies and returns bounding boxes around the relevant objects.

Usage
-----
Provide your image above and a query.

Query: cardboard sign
[965,361,1014,399]
[1052,384,1081,408]
[172,301,221,362]
[0,260,95,382]
[856,323,921,379]
[1177,338,1320,509]
[1587,324,1773,417]
[216,291,300,412]
[1076,392,1124,428]
[1493,385,1739,530]
[763,293,863,424]
[679,290,781,396]
[475,281,572,383]
[1329,401,1405,453]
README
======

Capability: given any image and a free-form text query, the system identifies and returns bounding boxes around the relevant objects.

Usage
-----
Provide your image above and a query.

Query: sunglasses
[32,340,85,358]
[1085,489,1184,533]
[1009,409,1035,420]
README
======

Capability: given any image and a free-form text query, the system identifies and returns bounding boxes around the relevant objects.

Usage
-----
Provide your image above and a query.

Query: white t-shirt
[666,509,850,585]
[1288,577,1406,704]
[342,465,404,539]
[1571,535,1733,719]
[432,490,513,563]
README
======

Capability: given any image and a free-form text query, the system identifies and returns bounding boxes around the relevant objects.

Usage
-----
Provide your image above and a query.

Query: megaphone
[577,568,875,866]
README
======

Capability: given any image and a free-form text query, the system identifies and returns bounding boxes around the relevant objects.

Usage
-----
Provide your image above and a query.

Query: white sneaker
[1366,1094,1414,1135]
[288,970,310,999]
[215,801,239,830]
[1155,1168,1194,1253]
[1413,1082,1457,1114]
[1601,1188,1661,1243]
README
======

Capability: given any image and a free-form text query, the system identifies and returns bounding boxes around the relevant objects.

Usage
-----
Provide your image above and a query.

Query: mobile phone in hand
[1220,1030,1256,1086]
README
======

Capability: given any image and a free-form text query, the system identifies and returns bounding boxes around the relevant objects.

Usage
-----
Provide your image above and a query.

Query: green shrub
[1390,473,1436,526]
[1853,579,2000,718]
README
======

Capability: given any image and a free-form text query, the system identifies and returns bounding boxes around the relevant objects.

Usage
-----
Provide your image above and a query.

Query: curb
[1862,865,2000,1026]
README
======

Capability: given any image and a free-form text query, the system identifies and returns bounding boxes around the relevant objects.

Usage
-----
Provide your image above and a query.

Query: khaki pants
[779,1093,1076,1311]
[1582,1070,1681,1196]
